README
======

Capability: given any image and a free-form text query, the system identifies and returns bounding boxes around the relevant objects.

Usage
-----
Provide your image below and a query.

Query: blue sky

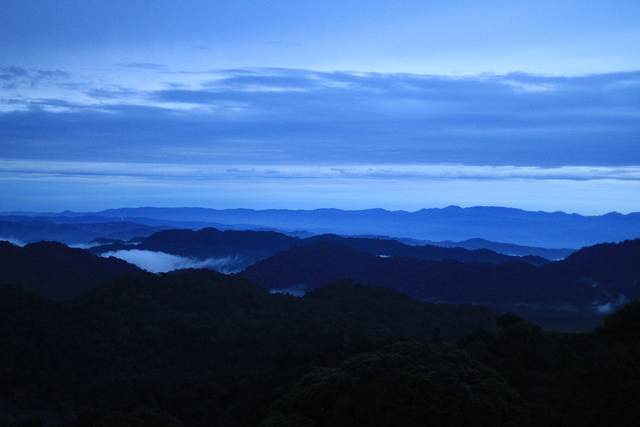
[1,1,639,214]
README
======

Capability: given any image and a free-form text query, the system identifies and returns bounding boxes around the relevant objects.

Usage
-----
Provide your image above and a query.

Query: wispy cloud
[0,237,26,247]
[1,68,639,213]
[3,160,640,182]
[1,66,69,90]
[2,69,639,168]
[115,62,166,70]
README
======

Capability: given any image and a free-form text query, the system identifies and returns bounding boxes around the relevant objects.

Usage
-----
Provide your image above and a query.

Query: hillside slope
[240,239,640,313]
[0,241,141,300]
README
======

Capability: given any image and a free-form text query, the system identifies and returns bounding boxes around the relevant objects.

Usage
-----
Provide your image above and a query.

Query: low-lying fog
[101,249,242,274]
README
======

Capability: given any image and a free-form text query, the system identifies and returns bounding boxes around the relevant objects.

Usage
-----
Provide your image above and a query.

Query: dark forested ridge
[0,241,141,300]
[0,270,498,425]
[3,236,639,326]
[87,227,550,271]
[421,237,574,261]
[241,239,640,315]
[1,269,640,426]
[2,231,640,424]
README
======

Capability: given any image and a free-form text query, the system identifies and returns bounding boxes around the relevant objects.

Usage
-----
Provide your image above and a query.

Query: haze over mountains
[2,246,640,425]
[86,227,551,274]
[2,205,640,326]
[2,205,640,424]
[2,224,640,330]
[3,205,640,248]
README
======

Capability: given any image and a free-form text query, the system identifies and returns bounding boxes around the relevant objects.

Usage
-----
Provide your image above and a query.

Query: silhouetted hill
[306,233,550,265]
[595,299,640,346]
[240,242,386,290]
[261,340,522,427]
[136,227,300,262]
[2,268,640,425]
[240,239,640,313]
[542,239,640,297]
[89,227,549,274]
[0,269,500,425]
[427,237,575,260]
[0,241,141,300]
[457,300,640,426]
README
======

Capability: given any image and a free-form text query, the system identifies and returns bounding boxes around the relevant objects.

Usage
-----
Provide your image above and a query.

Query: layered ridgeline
[2,268,640,425]
[3,236,640,320]
[241,239,640,312]
[86,206,640,248]
[0,270,500,425]
[87,227,551,274]
[3,205,640,249]
[0,217,167,245]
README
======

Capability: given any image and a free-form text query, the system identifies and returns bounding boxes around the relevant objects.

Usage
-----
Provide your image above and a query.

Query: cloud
[1,66,69,90]
[115,62,166,70]
[2,69,639,167]
[595,295,628,314]
[2,68,640,214]
[101,249,242,274]
[3,159,640,183]
[270,285,309,297]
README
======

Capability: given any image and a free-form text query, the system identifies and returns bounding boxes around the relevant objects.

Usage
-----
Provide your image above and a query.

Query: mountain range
[2,266,640,425]
[2,233,639,331]
[241,239,640,313]
[2,206,640,424]
[3,205,640,248]
[87,227,551,273]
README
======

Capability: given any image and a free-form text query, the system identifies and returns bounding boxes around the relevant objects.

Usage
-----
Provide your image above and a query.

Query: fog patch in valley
[0,237,26,247]
[269,285,309,297]
[595,294,628,314]
[102,249,242,274]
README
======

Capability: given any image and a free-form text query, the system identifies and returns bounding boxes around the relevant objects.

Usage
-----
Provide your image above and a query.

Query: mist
[102,249,242,274]
[0,237,26,247]
[269,285,309,297]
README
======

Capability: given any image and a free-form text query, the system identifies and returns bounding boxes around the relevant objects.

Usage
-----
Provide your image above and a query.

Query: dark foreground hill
[0,241,141,300]
[0,270,498,425]
[1,270,640,426]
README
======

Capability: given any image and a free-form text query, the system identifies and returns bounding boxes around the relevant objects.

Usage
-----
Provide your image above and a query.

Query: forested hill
[0,270,499,425]
[240,239,640,311]
[0,241,141,300]
[2,269,640,425]
[88,226,550,269]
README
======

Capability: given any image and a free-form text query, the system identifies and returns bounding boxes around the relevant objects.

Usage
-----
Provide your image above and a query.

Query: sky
[1,1,639,215]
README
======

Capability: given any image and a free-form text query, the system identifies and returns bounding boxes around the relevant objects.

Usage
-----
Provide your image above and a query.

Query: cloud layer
[1,67,640,214]
[102,250,242,274]
[2,69,639,168]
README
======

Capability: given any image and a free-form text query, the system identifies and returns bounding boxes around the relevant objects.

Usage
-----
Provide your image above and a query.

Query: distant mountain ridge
[0,218,167,245]
[419,238,574,260]
[4,205,638,248]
